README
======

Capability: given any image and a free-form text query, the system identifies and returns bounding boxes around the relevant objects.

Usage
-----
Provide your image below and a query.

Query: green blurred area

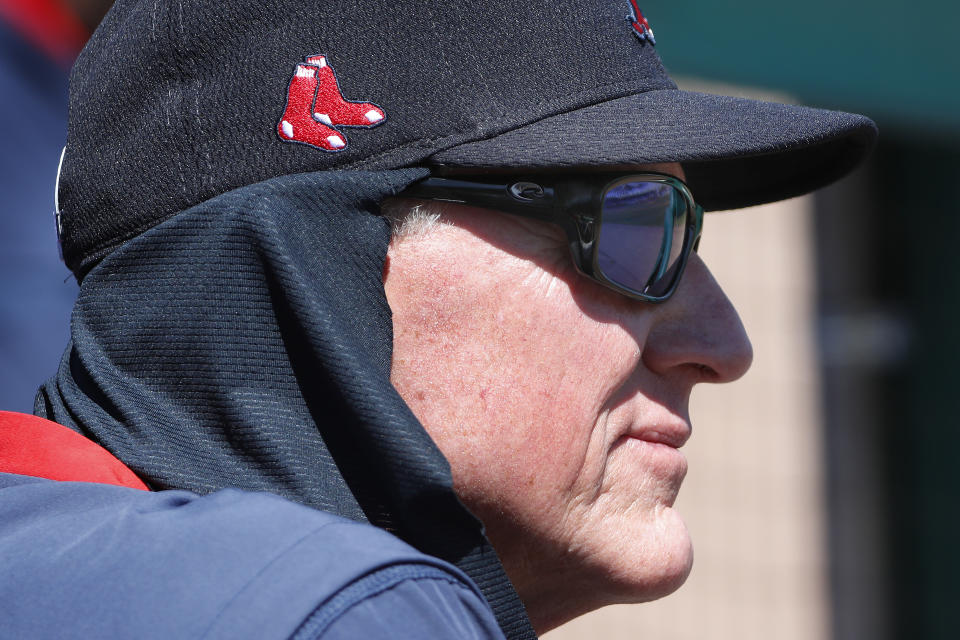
[646,3,960,640]
[649,1,959,137]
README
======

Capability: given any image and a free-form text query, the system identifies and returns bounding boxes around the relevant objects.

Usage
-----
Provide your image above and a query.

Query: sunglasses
[400,172,704,303]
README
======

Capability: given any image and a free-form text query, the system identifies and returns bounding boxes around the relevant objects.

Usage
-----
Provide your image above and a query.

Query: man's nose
[641,254,753,383]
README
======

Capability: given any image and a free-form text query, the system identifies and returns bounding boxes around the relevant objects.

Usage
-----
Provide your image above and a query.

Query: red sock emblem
[277,55,386,152]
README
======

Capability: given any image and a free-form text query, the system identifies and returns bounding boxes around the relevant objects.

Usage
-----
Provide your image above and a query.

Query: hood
[37,169,536,639]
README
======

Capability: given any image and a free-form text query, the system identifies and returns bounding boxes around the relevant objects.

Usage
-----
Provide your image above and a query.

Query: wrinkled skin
[384,164,752,633]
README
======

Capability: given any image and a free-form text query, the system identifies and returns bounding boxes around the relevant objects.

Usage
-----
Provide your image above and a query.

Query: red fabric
[0,411,148,490]
[0,0,90,66]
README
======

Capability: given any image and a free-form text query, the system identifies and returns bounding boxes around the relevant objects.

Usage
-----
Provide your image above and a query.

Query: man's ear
[382,251,391,283]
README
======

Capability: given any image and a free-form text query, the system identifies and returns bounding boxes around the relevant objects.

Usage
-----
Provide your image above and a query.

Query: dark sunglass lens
[646,196,688,297]
[597,181,686,295]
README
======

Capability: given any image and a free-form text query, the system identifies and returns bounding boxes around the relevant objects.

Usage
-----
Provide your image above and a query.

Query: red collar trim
[0,411,148,490]
[0,0,90,66]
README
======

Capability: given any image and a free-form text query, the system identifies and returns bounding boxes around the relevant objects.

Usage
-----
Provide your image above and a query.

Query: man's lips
[626,424,691,449]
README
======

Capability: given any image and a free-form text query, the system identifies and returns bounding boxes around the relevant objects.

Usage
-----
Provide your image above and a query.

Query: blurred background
[1,1,957,639]
[550,1,960,639]
[0,0,112,414]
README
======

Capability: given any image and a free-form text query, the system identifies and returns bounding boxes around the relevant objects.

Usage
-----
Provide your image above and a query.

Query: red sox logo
[627,1,655,45]
[277,54,386,152]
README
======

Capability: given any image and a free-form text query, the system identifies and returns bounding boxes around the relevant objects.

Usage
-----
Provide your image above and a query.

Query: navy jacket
[0,471,505,639]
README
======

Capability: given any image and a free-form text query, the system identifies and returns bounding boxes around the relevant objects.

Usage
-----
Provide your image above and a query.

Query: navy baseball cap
[59,0,876,276]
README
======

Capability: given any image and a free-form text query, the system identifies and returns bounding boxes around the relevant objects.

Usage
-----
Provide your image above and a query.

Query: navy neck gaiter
[37,169,536,640]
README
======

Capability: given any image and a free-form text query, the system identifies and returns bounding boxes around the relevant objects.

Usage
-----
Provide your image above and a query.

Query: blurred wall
[0,1,113,412]
[648,0,959,137]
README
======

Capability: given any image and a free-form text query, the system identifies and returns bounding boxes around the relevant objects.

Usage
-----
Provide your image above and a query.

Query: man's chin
[604,508,694,604]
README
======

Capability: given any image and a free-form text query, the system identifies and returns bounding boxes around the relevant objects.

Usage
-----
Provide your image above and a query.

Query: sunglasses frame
[399,172,704,303]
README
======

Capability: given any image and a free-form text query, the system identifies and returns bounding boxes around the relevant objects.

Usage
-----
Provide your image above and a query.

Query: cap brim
[428,89,878,211]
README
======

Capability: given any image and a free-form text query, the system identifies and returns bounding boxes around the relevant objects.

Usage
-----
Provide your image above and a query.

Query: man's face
[384,164,752,632]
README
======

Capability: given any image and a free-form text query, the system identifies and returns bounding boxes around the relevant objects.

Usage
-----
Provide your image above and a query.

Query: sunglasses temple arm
[402,178,557,221]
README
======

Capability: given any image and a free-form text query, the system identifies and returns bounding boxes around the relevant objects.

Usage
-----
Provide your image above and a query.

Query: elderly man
[384,163,752,631]
[0,1,875,638]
